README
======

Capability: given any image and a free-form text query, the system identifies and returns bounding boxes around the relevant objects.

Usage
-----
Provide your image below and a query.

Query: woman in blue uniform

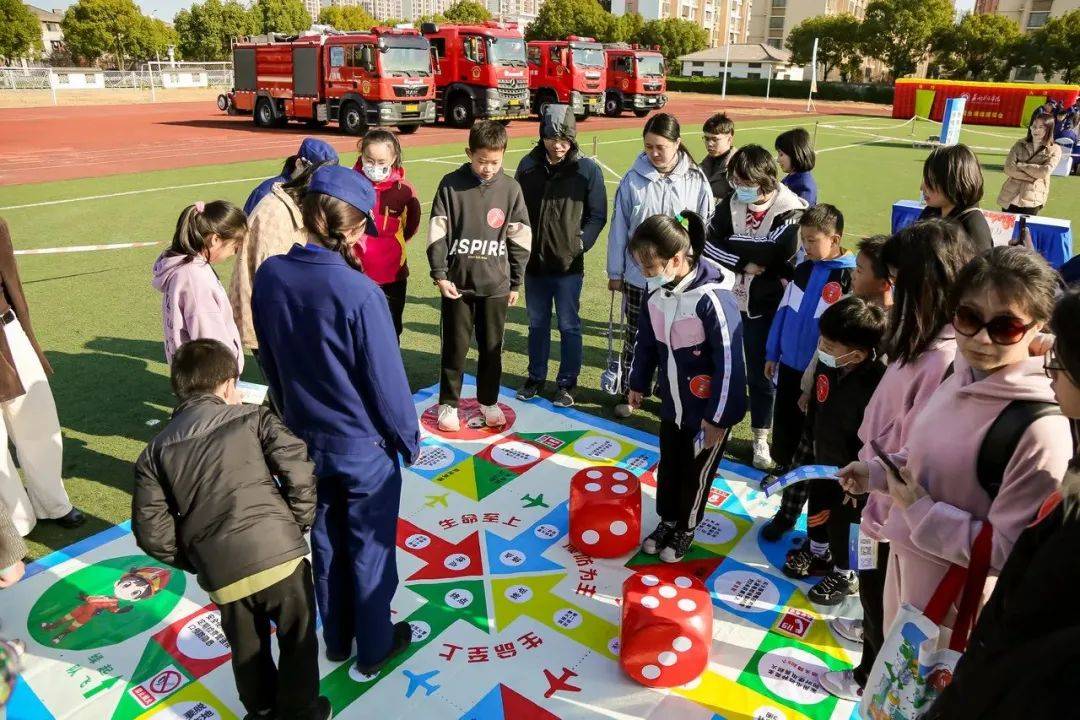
[251,164,420,677]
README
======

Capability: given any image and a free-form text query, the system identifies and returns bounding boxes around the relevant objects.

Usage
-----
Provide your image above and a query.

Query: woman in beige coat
[998,114,1062,216]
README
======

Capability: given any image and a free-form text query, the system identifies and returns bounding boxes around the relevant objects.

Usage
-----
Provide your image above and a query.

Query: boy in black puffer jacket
[132,339,327,720]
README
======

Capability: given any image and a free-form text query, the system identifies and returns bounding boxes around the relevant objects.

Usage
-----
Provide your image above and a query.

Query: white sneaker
[479,403,506,428]
[614,402,634,418]
[819,669,863,702]
[751,429,775,470]
[830,617,864,644]
[437,404,460,432]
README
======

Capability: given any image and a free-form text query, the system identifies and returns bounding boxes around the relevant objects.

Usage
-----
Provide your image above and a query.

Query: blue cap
[297,137,339,165]
[307,165,377,236]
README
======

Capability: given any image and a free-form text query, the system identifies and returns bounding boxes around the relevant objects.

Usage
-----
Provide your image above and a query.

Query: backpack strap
[976,400,1060,500]
[941,361,955,385]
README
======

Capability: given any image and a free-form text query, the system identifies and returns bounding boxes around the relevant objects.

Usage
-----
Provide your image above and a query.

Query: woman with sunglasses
[923,289,1080,719]
[838,246,1072,649]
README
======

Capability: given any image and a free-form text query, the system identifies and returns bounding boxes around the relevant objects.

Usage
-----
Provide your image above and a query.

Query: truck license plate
[405,103,419,112]
[508,99,520,106]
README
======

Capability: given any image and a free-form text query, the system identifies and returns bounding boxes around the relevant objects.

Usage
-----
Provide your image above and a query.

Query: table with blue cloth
[891,200,1074,269]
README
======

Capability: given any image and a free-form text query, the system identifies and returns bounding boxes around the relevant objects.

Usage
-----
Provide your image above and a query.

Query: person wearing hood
[838,246,1072,665]
[703,144,808,471]
[153,201,248,374]
[514,105,607,408]
[606,113,713,418]
[923,289,1080,720]
[351,130,421,339]
[998,113,1062,217]
[243,138,339,216]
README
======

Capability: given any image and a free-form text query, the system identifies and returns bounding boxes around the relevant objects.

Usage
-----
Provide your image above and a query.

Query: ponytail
[628,210,705,269]
[170,200,247,262]
[301,192,368,272]
[282,158,336,207]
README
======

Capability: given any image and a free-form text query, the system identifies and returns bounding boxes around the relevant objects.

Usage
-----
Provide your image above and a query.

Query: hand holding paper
[760,465,840,497]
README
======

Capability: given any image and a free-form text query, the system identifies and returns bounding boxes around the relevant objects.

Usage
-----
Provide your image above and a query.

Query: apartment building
[746,0,868,49]
[975,0,1080,80]
[610,0,752,46]
[302,0,322,23]
[25,5,65,58]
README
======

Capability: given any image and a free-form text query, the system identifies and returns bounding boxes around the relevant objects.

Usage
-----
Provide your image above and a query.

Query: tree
[175,0,258,61]
[0,0,42,61]
[318,5,376,30]
[1025,9,1080,83]
[860,0,954,79]
[637,18,708,66]
[931,13,1023,81]
[608,12,645,43]
[525,0,612,42]
[129,16,177,60]
[252,0,310,35]
[62,0,148,65]
[443,0,491,25]
[786,13,862,82]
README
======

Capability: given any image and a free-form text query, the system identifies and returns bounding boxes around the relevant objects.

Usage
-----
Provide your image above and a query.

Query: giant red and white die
[568,466,641,558]
[620,568,712,688]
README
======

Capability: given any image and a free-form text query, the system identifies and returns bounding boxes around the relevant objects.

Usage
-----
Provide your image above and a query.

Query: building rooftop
[678,43,793,64]
[26,4,64,21]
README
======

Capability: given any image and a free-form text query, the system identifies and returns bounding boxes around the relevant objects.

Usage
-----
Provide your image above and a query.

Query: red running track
[0,93,889,186]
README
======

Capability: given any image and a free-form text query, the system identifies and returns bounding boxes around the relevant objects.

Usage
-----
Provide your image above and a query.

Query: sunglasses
[1045,348,1070,380]
[952,305,1038,346]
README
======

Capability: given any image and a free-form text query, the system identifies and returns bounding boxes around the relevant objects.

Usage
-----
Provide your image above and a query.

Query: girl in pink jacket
[840,246,1072,647]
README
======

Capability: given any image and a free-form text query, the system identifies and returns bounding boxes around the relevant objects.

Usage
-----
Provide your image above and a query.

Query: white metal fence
[0,63,234,92]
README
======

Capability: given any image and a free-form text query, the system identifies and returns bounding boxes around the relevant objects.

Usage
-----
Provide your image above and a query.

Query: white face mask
[818,348,859,369]
[363,163,391,183]
[644,271,675,291]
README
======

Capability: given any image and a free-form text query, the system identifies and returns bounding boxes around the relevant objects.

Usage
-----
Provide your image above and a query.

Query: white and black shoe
[660,530,696,563]
[516,379,543,401]
[820,669,864,702]
[641,521,676,555]
[553,387,575,408]
[829,617,864,644]
[808,570,859,606]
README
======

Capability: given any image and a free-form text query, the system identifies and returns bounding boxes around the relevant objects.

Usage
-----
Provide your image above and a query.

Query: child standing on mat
[427,121,532,432]
[133,339,328,720]
[782,297,887,606]
[626,212,746,563]
[762,204,855,540]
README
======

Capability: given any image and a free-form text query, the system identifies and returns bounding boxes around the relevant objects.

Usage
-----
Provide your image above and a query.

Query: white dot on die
[587,470,603,479]
[673,636,692,652]
[581,530,600,545]
[658,651,678,666]
[613,471,629,480]
[678,598,698,612]
[609,520,628,535]
[611,484,628,494]
[641,595,660,609]
[641,665,661,680]
[585,482,601,492]
[674,576,692,588]
[641,574,659,586]
[659,586,677,599]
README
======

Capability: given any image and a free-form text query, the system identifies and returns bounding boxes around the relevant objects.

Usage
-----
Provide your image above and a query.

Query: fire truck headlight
[380,106,393,118]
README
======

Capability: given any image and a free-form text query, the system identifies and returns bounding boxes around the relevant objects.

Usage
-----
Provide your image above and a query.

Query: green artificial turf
[0,114,1074,558]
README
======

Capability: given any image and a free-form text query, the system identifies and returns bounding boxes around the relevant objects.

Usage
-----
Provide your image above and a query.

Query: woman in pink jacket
[839,246,1072,658]
[820,220,975,701]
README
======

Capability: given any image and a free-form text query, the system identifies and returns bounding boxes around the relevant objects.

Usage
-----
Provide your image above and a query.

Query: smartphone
[869,439,903,480]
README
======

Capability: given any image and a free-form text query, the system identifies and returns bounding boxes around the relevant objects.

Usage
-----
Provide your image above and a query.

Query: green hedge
[666,75,894,105]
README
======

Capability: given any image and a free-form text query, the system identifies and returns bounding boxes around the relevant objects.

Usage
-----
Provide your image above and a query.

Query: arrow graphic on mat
[396,518,483,581]
[483,501,568,575]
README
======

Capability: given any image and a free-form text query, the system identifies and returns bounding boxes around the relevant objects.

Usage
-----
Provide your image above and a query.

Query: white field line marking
[15,241,160,255]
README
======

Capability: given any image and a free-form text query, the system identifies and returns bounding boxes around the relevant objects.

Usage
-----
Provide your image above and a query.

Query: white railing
[0,63,234,94]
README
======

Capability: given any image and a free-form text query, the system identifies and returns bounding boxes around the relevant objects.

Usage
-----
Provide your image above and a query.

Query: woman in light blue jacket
[606,113,713,418]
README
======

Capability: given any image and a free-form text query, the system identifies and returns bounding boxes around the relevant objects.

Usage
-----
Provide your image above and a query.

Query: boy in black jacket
[428,121,532,431]
[781,297,887,607]
[132,339,327,720]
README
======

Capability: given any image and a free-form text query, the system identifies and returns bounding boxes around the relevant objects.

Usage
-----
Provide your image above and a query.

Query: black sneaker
[760,515,795,542]
[553,386,575,408]
[808,570,860,606]
[516,379,544,401]
[325,644,352,663]
[782,544,833,579]
[354,621,412,676]
[660,530,696,563]
[641,521,676,555]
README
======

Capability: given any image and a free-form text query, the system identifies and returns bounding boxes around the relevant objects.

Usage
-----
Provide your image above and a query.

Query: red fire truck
[602,44,667,118]
[527,36,607,121]
[225,26,436,135]
[421,21,530,128]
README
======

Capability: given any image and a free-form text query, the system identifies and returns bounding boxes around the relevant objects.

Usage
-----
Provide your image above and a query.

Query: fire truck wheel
[447,95,475,128]
[341,102,368,136]
[217,94,229,112]
[397,125,420,135]
[634,109,651,118]
[604,94,622,118]
[254,98,275,128]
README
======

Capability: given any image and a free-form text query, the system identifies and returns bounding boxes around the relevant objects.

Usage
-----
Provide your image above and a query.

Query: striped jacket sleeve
[427,179,451,281]
[701,289,747,429]
[505,179,533,291]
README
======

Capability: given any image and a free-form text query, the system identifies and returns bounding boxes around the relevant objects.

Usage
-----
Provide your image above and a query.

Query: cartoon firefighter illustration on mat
[39,566,171,645]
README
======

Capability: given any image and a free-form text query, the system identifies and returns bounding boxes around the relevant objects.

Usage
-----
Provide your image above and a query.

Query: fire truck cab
[527,36,606,121]
[229,26,436,135]
[603,44,667,118]
[422,21,530,128]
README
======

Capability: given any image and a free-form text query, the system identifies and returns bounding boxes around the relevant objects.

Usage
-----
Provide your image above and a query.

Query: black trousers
[216,560,321,718]
[807,479,867,570]
[854,542,890,686]
[1004,204,1043,216]
[657,420,730,532]
[381,279,408,339]
[440,294,507,407]
[770,364,810,525]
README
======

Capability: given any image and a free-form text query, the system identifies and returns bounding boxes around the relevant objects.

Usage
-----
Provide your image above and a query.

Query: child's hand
[1029,332,1054,357]
[627,390,644,410]
[0,561,25,588]
[700,420,725,449]
[508,291,519,306]
[608,278,624,292]
[886,466,927,509]
[764,361,777,381]
[837,461,870,495]
[797,392,810,414]
[436,279,462,299]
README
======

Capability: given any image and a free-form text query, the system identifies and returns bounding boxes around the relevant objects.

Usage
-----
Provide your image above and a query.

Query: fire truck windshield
[488,37,526,67]
[636,55,664,76]
[381,46,431,75]
[570,47,604,67]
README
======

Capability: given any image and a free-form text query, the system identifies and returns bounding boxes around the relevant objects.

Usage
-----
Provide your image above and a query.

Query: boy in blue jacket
[761,204,855,540]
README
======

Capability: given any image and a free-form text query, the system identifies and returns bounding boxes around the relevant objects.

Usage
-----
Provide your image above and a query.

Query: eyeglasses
[952,305,1038,346]
[1045,348,1069,379]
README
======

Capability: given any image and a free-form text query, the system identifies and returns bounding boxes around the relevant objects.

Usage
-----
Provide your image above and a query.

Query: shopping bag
[860,523,992,720]
[600,290,624,396]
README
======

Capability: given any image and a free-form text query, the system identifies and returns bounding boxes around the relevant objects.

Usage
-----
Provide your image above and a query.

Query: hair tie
[193,201,205,214]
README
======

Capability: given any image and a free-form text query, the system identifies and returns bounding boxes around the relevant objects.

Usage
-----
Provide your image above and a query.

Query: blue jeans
[525,272,584,389]
[742,311,776,429]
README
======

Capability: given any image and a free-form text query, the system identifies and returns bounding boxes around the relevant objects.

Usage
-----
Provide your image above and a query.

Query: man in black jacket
[514,105,607,407]
[132,339,328,720]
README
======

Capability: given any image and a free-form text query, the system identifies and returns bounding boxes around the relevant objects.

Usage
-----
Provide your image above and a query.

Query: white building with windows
[24,5,65,59]
[975,0,1080,81]
[678,43,805,80]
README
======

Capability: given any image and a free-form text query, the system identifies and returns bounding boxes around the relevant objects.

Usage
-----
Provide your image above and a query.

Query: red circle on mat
[815,373,830,404]
[821,281,843,305]
[421,399,517,440]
